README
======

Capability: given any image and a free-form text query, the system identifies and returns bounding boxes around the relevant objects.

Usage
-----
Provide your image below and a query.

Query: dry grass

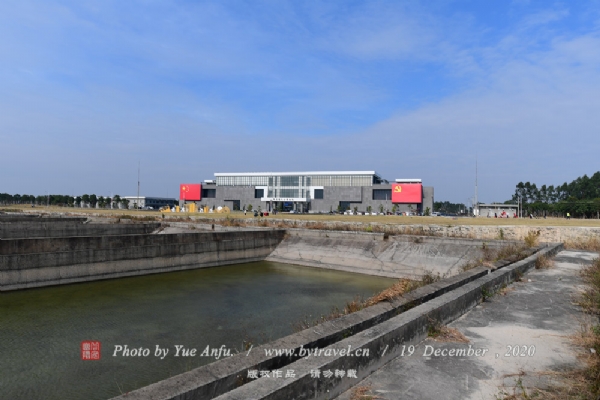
[460,242,531,272]
[497,243,529,261]
[363,278,415,307]
[350,384,381,400]
[213,213,600,228]
[5,205,600,227]
[426,316,470,343]
[524,230,541,248]
[565,237,600,252]
[580,257,600,316]
[534,254,554,269]
[221,216,244,227]
[428,324,470,343]
[497,367,598,400]
[293,272,442,331]
[362,271,441,307]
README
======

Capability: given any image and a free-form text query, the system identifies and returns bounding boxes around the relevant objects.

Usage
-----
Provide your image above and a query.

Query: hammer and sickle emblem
[394,186,402,193]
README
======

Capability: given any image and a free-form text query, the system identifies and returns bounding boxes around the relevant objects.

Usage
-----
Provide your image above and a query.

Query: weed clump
[534,254,554,269]
[365,272,440,307]
[460,242,533,272]
[481,287,493,302]
[350,384,380,400]
[524,230,540,248]
[498,228,505,240]
[580,257,600,316]
[364,279,414,306]
[427,318,469,343]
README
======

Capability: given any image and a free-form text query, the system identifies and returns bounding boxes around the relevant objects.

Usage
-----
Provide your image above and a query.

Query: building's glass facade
[216,176,269,186]
[308,175,373,187]
[216,173,379,187]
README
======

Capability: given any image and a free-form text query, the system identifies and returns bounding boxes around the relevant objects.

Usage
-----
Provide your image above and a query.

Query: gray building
[122,196,177,210]
[182,171,434,214]
[478,203,519,218]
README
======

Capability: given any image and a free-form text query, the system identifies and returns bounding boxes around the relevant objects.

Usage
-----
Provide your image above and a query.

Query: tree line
[510,171,600,218]
[0,193,130,208]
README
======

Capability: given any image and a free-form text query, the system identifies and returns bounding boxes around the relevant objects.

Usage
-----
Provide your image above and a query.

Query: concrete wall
[423,186,434,214]
[267,229,517,278]
[0,230,285,291]
[0,215,87,223]
[186,217,600,244]
[0,221,160,239]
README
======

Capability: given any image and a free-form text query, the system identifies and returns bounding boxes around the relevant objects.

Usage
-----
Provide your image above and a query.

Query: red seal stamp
[81,341,101,360]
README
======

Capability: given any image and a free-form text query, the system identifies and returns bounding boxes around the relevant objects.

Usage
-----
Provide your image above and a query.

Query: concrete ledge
[0,230,285,291]
[0,215,87,223]
[0,222,161,239]
[110,243,560,400]
[285,229,385,241]
[0,229,275,255]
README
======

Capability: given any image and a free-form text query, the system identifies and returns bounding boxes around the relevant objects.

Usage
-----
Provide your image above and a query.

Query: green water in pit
[0,261,394,400]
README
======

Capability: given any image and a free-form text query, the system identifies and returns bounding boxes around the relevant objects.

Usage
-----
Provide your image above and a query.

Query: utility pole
[137,161,140,211]
[520,195,523,219]
[474,156,478,217]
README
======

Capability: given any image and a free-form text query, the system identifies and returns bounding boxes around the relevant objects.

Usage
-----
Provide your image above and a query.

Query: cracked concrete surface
[335,250,598,400]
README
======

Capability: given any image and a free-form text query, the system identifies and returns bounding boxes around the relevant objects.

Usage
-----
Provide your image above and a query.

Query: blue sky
[1,1,600,204]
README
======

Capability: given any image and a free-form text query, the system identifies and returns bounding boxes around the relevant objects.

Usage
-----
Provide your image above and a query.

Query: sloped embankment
[267,229,515,278]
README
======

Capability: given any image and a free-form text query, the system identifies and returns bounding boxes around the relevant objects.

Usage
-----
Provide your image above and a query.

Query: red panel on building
[180,184,201,201]
[392,183,422,204]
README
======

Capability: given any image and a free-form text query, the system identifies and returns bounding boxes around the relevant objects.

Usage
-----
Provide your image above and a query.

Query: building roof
[121,196,176,200]
[395,179,422,183]
[214,171,379,177]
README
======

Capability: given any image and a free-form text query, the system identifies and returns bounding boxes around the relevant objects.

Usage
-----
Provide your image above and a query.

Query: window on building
[255,189,264,198]
[372,189,392,200]
[202,189,216,198]
[314,189,324,199]
[280,188,299,198]
[280,176,300,186]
